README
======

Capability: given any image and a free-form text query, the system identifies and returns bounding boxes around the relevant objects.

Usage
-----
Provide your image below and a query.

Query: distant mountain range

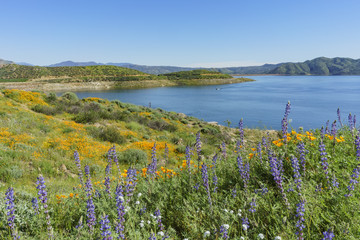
[1,57,360,75]
[46,60,282,75]
[0,58,14,66]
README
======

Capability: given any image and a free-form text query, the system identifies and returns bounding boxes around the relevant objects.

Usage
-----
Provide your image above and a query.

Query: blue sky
[1,0,360,67]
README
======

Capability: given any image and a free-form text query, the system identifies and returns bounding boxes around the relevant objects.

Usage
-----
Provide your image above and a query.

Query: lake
[64,75,360,130]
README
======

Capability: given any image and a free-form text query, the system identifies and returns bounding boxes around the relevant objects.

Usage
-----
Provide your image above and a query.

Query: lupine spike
[104,164,112,198]
[73,150,84,186]
[337,107,342,127]
[148,143,158,177]
[295,200,306,239]
[348,113,353,130]
[201,162,212,208]
[36,175,53,239]
[99,215,112,240]
[5,187,19,239]
[268,152,289,206]
[319,140,330,185]
[115,184,125,239]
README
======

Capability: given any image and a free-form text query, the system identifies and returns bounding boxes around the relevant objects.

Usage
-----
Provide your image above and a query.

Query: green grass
[0,90,359,239]
[0,78,28,82]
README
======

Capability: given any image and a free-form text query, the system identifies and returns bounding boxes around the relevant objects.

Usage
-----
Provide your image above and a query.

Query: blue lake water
[65,75,360,130]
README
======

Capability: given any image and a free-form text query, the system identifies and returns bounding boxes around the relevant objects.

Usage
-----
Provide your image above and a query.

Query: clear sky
[1,0,360,67]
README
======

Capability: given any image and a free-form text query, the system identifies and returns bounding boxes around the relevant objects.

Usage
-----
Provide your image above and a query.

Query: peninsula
[0,64,253,91]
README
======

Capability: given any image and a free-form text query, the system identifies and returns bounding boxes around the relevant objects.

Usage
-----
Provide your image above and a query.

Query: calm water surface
[66,76,360,130]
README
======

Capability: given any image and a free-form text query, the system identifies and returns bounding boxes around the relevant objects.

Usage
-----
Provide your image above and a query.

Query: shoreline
[0,78,254,92]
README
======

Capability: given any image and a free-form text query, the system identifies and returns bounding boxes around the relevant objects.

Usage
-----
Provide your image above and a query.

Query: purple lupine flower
[355,135,360,161]
[249,198,256,213]
[32,197,39,215]
[262,137,268,152]
[155,209,170,239]
[232,187,237,198]
[108,146,121,179]
[36,176,53,239]
[201,163,212,207]
[345,165,360,197]
[353,115,357,130]
[104,164,112,198]
[268,152,289,206]
[322,229,334,240]
[125,168,137,198]
[325,120,330,134]
[75,218,83,229]
[115,184,125,239]
[315,184,322,192]
[332,174,339,188]
[239,119,244,146]
[148,233,156,240]
[140,206,146,215]
[148,143,158,177]
[337,107,342,127]
[319,141,330,183]
[194,183,199,190]
[86,197,96,232]
[212,174,218,193]
[219,224,229,239]
[99,215,112,240]
[5,187,19,239]
[221,142,226,160]
[185,146,192,175]
[348,113,353,130]
[282,101,291,142]
[241,217,249,230]
[257,142,262,163]
[331,121,337,140]
[297,142,307,174]
[74,150,84,186]
[84,165,93,197]
[320,126,325,140]
[291,156,302,194]
[237,155,249,191]
[212,153,218,193]
[295,200,306,239]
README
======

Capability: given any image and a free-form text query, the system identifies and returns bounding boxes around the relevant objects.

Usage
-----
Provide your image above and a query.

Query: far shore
[0,77,254,92]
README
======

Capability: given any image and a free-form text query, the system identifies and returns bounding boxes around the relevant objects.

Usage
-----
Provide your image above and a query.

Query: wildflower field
[0,90,359,239]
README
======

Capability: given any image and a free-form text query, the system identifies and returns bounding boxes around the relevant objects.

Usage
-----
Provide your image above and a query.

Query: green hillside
[1,90,360,239]
[0,64,160,82]
[269,57,360,75]
[159,69,232,80]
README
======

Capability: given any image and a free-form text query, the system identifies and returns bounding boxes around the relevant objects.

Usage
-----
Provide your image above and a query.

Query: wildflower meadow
[1,90,360,239]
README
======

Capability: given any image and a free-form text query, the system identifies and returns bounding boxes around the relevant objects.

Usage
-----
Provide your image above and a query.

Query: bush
[73,111,100,123]
[31,104,59,115]
[87,125,126,145]
[45,92,57,103]
[147,120,177,132]
[61,92,79,102]
[117,149,147,166]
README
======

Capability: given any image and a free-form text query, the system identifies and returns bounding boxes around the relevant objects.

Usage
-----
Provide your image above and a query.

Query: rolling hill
[269,57,360,75]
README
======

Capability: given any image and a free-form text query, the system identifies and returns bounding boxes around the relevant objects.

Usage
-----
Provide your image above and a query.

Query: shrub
[73,111,100,123]
[61,92,79,102]
[45,92,57,103]
[87,125,126,145]
[117,149,147,166]
[147,119,177,132]
[31,104,59,115]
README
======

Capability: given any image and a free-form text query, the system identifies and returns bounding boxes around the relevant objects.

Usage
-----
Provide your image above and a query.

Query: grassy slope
[0,65,254,91]
[0,90,359,239]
